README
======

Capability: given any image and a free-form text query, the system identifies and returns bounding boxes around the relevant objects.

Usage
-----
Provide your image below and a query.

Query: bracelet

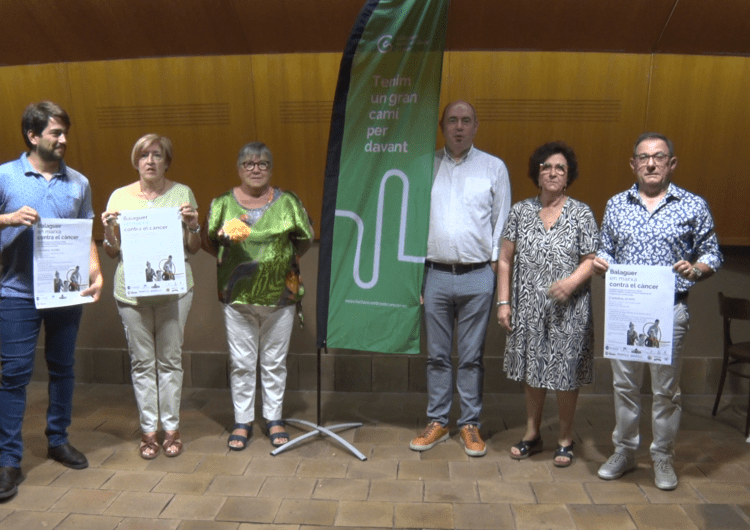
[496,301,510,306]
[188,224,201,234]
[103,238,119,249]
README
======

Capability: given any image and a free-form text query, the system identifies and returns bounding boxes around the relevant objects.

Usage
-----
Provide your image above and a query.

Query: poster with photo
[119,208,187,298]
[603,264,675,365]
[33,219,94,309]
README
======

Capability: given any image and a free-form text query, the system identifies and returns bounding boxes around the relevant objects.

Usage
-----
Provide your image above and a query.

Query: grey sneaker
[654,458,678,490]
[598,452,636,480]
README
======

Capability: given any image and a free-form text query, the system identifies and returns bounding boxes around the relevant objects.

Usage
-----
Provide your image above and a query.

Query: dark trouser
[0,297,83,468]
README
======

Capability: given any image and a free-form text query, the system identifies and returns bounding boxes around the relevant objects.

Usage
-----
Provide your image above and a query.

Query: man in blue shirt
[0,101,103,499]
[594,133,723,491]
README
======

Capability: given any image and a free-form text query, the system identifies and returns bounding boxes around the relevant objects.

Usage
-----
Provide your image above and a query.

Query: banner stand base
[270,346,367,461]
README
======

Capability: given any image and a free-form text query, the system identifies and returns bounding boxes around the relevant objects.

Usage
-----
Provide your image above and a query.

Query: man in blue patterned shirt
[593,132,723,491]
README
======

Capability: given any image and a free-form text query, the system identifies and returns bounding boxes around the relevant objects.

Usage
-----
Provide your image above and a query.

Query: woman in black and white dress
[497,142,598,467]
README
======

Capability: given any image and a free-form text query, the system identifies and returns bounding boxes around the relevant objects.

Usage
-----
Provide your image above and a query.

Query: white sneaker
[598,452,636,480]
[654,458,678,490]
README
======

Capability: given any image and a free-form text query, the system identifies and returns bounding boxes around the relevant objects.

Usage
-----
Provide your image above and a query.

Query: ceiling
[1,0,749,67]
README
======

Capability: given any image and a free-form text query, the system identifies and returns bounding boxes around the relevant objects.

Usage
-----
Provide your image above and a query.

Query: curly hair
[528,141,579,187]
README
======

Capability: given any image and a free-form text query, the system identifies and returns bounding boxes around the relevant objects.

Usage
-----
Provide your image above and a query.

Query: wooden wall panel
[441,51,652,222]
[0,64,80,169]
[0,50,747,245]
[64,56,257,232]
[250,53,342,231]
[647,54,750,245]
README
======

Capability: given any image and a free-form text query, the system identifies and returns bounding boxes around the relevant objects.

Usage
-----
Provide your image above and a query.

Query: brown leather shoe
[410,421,449,451]
[460,424,487,457]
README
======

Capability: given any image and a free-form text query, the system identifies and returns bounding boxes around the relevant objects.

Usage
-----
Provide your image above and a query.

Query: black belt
[675,291,689,304]
[426,260,489,274]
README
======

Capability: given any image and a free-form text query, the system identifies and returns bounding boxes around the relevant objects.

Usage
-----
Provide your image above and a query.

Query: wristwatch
[691,266,703,280]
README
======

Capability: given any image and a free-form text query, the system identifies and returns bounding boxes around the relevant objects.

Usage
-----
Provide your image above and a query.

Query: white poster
[33,219,94,309]
[603,264,675,365]
[119,208,187,298]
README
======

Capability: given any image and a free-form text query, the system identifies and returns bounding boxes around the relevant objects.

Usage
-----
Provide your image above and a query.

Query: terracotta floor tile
[0,511,66,529]
[103,490,173,518]
[346,459,398,479]
[272,499,337,526]
[295,459,347,478]
[627,504,699,530]
[639,482,706,504]
[114,519,180,529]
[511,503,577,530]
[681,504,750,530]
[48,468,115,489]
[54,513,123,529]
[449,460,500,481]
[215,497,281,523]
[498,459,554,482]
[246,457,300,477]
[335,500,394,527]
[196,455,251,476]
[584,481,648,504]
[452,502,515,529]
[13,383,750,529]
[258,476,317,499]
[370,443,421,461]
[423,480,479,503]
[48,488,120,514]
[477,480,537,504]
[158,494,226,520]
[398,460,450,480]
[144,453,204,474]
[393,501,453,529]
[205,475,264,497]
[531,482,592,504]
[568,504,637,530]
[312,477,370,501]
[691,481,750,503]
[152,471,215,495]
[368,479,423,502]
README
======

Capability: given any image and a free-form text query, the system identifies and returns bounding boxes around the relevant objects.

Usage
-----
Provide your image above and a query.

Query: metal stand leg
[270,346,367,460]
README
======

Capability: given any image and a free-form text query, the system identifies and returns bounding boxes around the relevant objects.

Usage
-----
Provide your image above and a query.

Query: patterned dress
[502,196,598,390]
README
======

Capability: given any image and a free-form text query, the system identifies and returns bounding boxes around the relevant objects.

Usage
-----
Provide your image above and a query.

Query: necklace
[138,179,167,202]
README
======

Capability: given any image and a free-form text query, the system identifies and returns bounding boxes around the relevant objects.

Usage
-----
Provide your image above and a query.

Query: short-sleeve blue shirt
[597,182,723,294]
[0,153,94,298]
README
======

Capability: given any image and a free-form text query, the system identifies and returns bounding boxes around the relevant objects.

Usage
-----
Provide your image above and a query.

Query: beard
[36,143,65,162]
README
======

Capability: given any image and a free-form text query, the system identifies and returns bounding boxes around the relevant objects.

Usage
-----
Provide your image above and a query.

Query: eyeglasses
[634,152,670,166]
[539,163,567,175]
[241,160,270,171]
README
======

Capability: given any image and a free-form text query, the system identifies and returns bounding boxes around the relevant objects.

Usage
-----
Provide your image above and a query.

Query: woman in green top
[101,134,201,459]
[202,142,313,450]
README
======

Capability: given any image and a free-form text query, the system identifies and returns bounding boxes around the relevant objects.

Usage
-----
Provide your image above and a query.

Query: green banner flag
[326,0,449,353]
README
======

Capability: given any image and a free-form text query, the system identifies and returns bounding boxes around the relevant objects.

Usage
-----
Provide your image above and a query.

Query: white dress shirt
[427,146,511,263]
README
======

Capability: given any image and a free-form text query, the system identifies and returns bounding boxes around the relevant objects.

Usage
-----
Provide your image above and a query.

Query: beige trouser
[117,291,193,433]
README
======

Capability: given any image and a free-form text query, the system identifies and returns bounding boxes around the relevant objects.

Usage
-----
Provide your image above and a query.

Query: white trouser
[611,301,690,461]
[222,303,294,424]
[117,291,193,433]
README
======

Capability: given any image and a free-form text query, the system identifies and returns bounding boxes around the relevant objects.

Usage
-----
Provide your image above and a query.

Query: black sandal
[266,420,289,448]
[228,423,251,451]
[510,435,543,460]
[553,441,575,468]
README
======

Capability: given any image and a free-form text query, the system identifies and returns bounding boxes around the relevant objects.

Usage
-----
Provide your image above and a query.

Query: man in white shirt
[410,101,511,457]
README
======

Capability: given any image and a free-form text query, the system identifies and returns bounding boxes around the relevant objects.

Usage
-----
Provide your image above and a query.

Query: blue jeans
[0,297,83,468]
[423,265,495,428]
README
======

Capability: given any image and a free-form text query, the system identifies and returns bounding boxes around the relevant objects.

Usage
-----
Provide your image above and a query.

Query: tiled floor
[3,382,750,529]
